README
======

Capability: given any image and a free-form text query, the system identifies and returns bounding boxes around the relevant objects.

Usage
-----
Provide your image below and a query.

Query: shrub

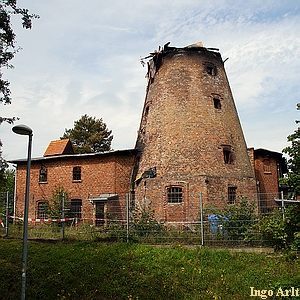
[130,204,165,237]
[255,205,300,251]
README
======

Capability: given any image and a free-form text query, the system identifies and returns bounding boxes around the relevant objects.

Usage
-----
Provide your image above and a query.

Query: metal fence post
[126,194,130,243]
[200,192,204,247]
[5,191,9,237]
[62,193,65,241]
[281,191,285,220]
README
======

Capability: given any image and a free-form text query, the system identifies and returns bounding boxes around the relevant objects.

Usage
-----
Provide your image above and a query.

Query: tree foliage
[255,205,300,251]
[0,0,38,123]
[61,114,113,154]
[281,104,300,197]
[48,185,70,219]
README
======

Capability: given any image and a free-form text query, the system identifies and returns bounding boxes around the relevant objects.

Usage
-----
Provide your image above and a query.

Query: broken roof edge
[140,41,220,64]
[8,148,137,164]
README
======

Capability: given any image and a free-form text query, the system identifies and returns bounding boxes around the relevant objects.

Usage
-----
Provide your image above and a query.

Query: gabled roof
[43,139,74,157]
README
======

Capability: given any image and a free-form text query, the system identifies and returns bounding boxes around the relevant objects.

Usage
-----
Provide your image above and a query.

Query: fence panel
[2,191,298,249]
[0,191,14,237]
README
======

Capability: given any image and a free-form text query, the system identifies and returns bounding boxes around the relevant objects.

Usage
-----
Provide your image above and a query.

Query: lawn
[0,238,299,299]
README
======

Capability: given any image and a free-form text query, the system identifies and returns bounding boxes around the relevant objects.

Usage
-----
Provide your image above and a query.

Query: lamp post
[12,124,33,300]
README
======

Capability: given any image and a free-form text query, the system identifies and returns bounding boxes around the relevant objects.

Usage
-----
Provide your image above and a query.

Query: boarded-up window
[263,159,271,173]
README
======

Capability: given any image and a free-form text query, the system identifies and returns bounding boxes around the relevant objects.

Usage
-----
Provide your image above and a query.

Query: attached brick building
[248,148,288,212]
[11,140,136,225]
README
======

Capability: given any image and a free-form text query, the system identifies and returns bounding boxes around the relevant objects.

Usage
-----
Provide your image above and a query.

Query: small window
[73,166,81,181]
[214,98,221,109]
[205,62,217,76]
[167,187,183,204]
[145,105,149,116]
[223,146,233,164]
[263,159,271,174]
[70,199,82,219]
[39,166,47,183]
[228,187,237,204]
[37,201,49,219]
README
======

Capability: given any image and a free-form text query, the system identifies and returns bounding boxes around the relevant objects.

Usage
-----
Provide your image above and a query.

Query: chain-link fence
[1,191,299,249]
[0,191,14,237]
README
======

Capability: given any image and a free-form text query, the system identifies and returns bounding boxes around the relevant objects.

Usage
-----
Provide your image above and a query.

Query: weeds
[0,239,299,299]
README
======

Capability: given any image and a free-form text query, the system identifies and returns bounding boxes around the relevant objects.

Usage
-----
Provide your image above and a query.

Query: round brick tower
[132,42,257,223]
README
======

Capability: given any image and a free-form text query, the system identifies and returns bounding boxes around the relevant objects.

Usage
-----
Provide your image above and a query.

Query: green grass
[0,238,299,300]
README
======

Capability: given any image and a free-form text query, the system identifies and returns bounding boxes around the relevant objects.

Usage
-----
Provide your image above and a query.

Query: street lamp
[12,124,33,300]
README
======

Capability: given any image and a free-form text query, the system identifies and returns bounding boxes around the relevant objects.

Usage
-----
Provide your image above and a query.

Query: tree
[61,114,113,154]
[0,0,39,124]
[281,104,300,197]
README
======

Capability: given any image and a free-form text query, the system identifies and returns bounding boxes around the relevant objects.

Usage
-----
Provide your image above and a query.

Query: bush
[255,205,300,251]
[207,197,257,242]
[130,205,165,238]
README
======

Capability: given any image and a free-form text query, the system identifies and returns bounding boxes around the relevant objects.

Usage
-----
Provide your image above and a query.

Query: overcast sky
[1,0,299,162]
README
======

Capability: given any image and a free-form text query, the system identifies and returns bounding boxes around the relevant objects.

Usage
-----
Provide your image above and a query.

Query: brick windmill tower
[132,42,257,223]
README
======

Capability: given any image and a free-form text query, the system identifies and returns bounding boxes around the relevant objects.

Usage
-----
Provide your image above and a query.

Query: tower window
[73,166,81,181]
[205,62,217,76]
[145,105,149,116]
[213,98,221,109]
[228,187,237,204]
[222,146,233,164]
[167,187,183,204]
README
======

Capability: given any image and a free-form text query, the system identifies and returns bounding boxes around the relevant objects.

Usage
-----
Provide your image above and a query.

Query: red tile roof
[43,139,74,157]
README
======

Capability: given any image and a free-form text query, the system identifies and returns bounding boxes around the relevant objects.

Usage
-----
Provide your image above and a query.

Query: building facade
[12,142,136,225]
[248,148,288,212]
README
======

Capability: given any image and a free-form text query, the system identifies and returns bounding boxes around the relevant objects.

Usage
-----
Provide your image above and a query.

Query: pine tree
[61,114,113,154]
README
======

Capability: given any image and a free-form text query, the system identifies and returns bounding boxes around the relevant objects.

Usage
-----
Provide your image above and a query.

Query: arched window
[73,166,81,181]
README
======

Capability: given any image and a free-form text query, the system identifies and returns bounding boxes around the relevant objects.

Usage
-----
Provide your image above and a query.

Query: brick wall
[14,150,135,224]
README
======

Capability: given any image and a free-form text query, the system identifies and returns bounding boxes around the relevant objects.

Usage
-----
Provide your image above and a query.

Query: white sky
[1,0,299,161]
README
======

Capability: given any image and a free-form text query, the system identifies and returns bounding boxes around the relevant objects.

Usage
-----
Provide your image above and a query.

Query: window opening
[223,148,232,164]
[167,187,183,203]
[228,187,237,204]
[39,166,47,182]
[37,201,49,219]
[145,105,149,116]
[214,98,221,109]
[263,159,271,173]
[70,199,82,219]
[205,62,217,76]
[73,166,81,181]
